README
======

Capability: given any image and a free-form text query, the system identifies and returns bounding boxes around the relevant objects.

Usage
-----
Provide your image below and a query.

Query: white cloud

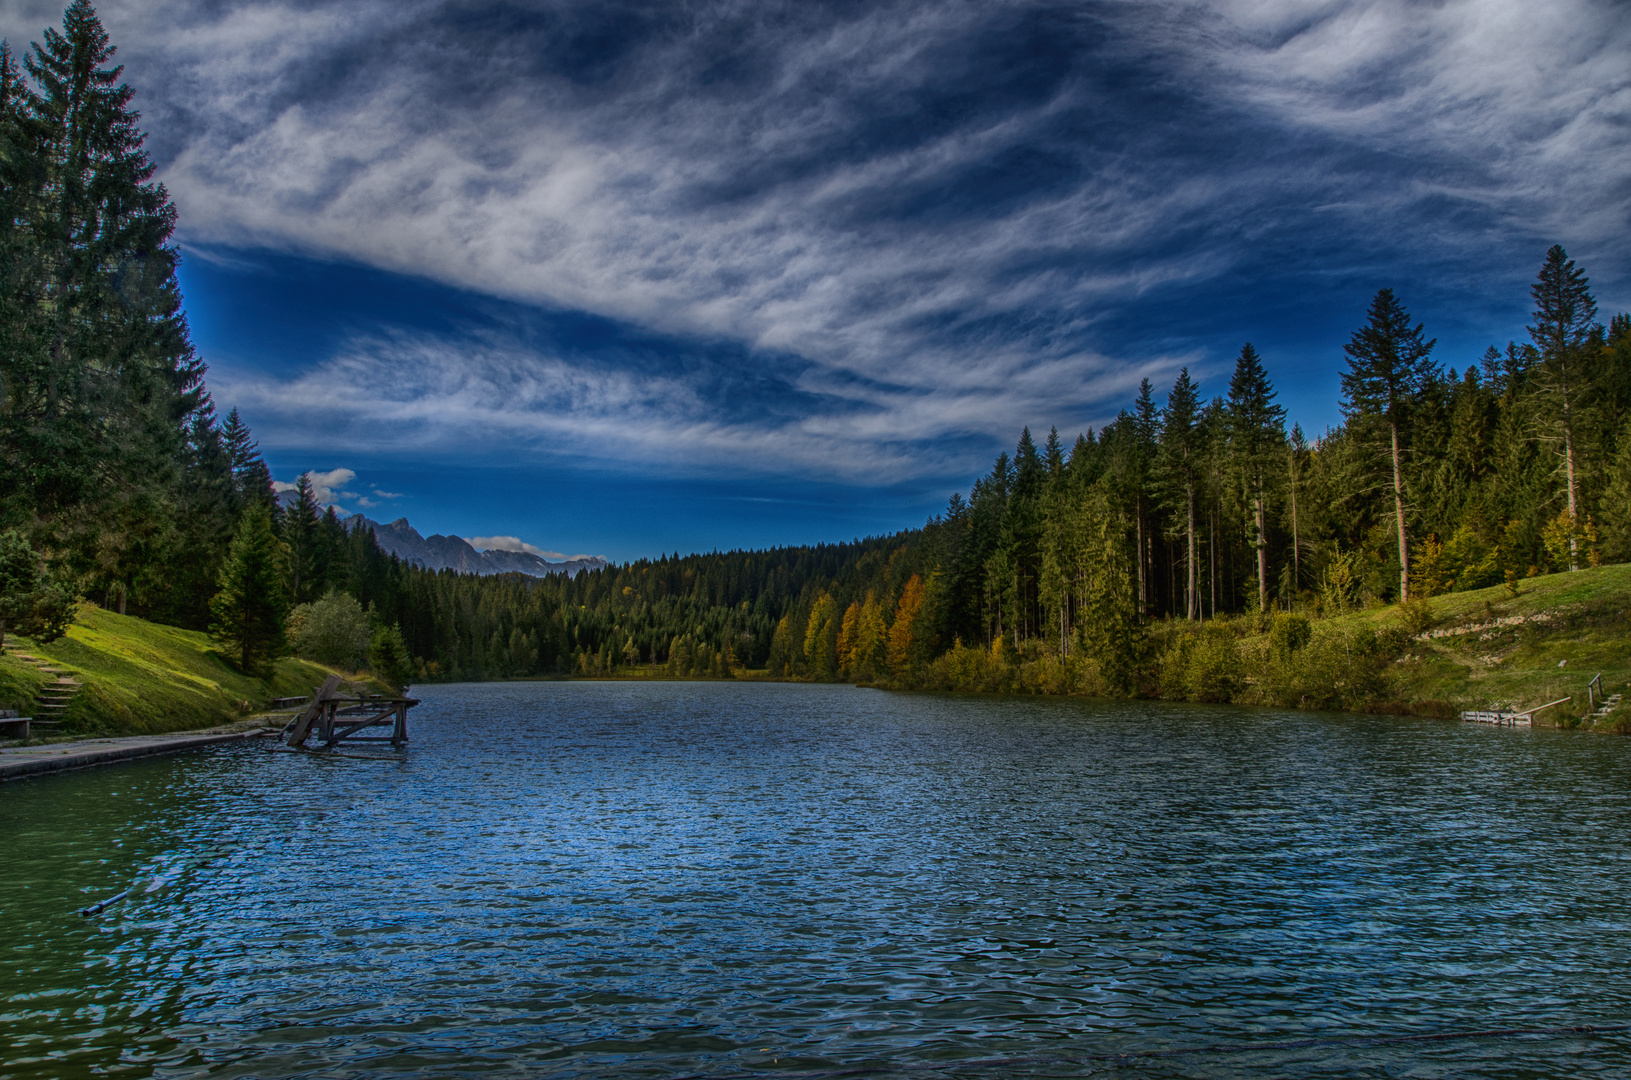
[216,328,1173,478]
[469,536,562,560]
[12,0,1622,477]
[272,467,359,508]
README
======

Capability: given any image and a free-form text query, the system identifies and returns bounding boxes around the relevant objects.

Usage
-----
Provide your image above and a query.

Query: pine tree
[221,407,274,508]
[1131,378,1159,613]
[1528,245,1599,566]
[1227,344,1286,612]
[1158,368,1202,619]
[284,474,323,602]
[370,622,415,688]
[210,504,290,676]
[1072,485,1138,692]
[15,1,203,529]
[1340,289,1437,599]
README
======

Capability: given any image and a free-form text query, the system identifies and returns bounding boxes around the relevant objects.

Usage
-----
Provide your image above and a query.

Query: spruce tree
[210,504,289,676]
[1227,344,1286,612]
[1528,245,1599,565]
[284,474,323,602]
[1158,368,1202,619]
[221,407,275,508]
[15,1,203,530]
[1340,289,1437,599]
[370,622,415,688]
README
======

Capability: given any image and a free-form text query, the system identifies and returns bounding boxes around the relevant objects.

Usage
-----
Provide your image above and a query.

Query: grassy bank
[0,606,340,737]
[1328,562,1631,724]
[907,563,1631,727]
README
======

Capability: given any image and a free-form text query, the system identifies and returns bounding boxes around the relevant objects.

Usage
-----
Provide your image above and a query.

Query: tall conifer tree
[1158,369,1202,619]
[1227,344,1285,612]
[1528,245,1599,567]
[1340,289,1437,600]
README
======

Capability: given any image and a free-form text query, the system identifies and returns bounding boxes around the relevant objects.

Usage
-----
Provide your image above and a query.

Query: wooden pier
[1461,696,1571,727]
[282,676,418,751]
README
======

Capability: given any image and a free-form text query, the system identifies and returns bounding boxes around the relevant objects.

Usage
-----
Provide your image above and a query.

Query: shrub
[1397,595,1436,636]
[1269,613,1311,660]
[1184,629,1242,702]
[287,591,370,669]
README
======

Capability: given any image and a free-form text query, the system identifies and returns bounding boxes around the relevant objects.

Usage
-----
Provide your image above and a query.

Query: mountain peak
[354,516,606,578]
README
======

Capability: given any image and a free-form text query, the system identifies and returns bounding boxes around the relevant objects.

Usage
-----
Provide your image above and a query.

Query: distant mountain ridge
[354,516,607,577]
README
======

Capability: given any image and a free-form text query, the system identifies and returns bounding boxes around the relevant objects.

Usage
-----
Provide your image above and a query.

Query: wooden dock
[1461,696,1572,727]
[281,676,418,750]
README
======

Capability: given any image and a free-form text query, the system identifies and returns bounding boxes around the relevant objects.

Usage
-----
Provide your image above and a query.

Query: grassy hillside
[1236,563,1631,726]
[0,606,338,737]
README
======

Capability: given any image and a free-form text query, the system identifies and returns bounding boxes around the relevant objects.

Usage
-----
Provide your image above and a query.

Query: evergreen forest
[4,4,1630,704]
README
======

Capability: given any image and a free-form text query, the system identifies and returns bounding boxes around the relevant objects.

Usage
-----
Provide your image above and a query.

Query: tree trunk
[1254,488,1268,613]
[1390,419,1410,601]
[1562,376,1579,570]
[1209,506,1217,619]
[1289,455,1300,600]
[1135,498,1146,618]
[1186,482,1198,620]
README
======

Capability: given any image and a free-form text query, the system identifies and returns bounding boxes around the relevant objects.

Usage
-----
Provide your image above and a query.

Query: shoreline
[0,720,280,782]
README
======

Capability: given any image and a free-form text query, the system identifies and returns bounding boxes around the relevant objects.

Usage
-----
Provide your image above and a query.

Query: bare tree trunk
[1562,377,1579,570]
[1254,488,1268,613]
[1186,484,1198,620]
[1209,505,1218,619]
[1135,498,1146,618]
[1288,454,1300,601]
[1390,419,1410,601]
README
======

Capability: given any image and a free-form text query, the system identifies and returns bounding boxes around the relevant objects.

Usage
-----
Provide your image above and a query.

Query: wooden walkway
[0,723,276,782]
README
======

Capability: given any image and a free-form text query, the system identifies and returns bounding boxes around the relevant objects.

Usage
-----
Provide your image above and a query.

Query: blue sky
[7,0,1629,561]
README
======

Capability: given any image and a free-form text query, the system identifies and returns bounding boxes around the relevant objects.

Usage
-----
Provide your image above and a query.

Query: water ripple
[4,682,1631,1077]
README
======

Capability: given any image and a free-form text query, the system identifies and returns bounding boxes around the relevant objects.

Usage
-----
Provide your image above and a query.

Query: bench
[0,709,29,740]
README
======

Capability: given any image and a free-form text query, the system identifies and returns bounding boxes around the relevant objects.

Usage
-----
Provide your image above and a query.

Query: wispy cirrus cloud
[5,0,1625,482]
[217,327,1166,478]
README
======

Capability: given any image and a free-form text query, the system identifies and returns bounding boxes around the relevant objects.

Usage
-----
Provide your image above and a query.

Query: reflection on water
[4,682,1631,1077]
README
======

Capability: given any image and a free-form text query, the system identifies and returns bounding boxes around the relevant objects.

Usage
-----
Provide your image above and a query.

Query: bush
[1184,629,1242,702]
[1260,623,1397,712]
[287,591,370,669]
[1154,624,1243,703]
[1397,595,1436,636]
[1269,613,1311,660]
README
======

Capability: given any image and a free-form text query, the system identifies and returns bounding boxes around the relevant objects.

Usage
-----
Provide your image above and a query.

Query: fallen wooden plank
[285,674,342,747]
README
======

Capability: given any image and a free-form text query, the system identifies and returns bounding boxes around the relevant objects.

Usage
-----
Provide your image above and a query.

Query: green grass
[0,606,340,737]
[1315,563,1631,725]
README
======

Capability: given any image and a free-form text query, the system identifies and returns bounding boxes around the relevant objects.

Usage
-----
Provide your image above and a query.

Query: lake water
[4,682,1631,1078]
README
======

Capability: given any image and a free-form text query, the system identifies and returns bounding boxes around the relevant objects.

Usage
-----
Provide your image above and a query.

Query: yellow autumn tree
[837,600,861,676]
[853,592,887,681]
[805,592,840,679]
[887,574,927,675]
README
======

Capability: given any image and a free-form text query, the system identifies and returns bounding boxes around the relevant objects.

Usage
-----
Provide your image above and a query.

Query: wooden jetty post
[283,676,418,751]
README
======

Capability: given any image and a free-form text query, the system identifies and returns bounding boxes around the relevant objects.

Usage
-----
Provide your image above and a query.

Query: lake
[4,681,1631,1078]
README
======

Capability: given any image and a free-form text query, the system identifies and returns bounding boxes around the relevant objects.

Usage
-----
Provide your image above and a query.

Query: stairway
[1592,693,1623,722]
[9,652,80,730]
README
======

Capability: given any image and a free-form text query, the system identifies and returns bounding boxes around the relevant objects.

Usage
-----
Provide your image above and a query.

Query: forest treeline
[3,3,1629,701]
